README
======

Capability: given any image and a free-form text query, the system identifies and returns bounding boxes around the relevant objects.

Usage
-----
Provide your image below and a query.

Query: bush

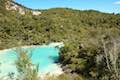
[15,49,39,80]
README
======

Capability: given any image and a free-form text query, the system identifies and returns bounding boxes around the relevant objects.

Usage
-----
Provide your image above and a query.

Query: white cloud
[114,1,120,5]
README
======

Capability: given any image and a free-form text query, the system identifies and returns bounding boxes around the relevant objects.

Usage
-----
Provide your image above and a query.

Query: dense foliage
[0,0,120,80]
[59,28,120,80]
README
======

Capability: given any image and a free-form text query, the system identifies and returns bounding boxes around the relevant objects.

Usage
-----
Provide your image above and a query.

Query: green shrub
[15,49,39,80]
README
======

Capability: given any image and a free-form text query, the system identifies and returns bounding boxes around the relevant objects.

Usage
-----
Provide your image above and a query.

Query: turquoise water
[0,44,62,76]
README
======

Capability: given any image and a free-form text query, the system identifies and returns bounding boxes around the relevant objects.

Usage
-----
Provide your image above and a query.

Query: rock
[32,11,41,15]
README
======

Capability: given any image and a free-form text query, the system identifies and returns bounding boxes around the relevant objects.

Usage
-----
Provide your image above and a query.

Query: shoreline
[0,42,64,53]
[39,64,63,77]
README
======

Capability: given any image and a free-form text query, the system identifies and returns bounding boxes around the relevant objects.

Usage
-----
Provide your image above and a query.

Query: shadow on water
[48,56,59,63]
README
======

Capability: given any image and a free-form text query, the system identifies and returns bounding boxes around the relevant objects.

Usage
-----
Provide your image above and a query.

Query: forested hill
[0,0,120,49]
[0,0,120,79]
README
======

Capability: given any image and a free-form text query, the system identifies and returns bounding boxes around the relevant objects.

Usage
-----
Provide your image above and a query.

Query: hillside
[0,2,120,49]
[0,0,120,80]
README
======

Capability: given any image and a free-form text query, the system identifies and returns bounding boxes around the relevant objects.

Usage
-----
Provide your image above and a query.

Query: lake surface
[0,43,64,76]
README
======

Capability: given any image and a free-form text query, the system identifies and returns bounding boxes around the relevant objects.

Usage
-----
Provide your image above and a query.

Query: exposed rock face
[5,0,41,15]
[32,11,41,15]
[5,0,26,15]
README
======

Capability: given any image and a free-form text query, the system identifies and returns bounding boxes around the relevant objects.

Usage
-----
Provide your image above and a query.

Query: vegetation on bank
[59,28,120,80]
[0,0,120,80]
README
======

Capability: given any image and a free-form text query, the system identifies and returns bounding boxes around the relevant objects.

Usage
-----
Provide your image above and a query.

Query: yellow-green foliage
[15,50,39,80]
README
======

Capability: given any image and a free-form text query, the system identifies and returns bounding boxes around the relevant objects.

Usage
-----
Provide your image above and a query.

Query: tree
[101,35,120,80]
[15,49,39,80]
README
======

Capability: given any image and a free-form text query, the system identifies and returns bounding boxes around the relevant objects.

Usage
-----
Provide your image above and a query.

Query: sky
[15,0,120,13]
